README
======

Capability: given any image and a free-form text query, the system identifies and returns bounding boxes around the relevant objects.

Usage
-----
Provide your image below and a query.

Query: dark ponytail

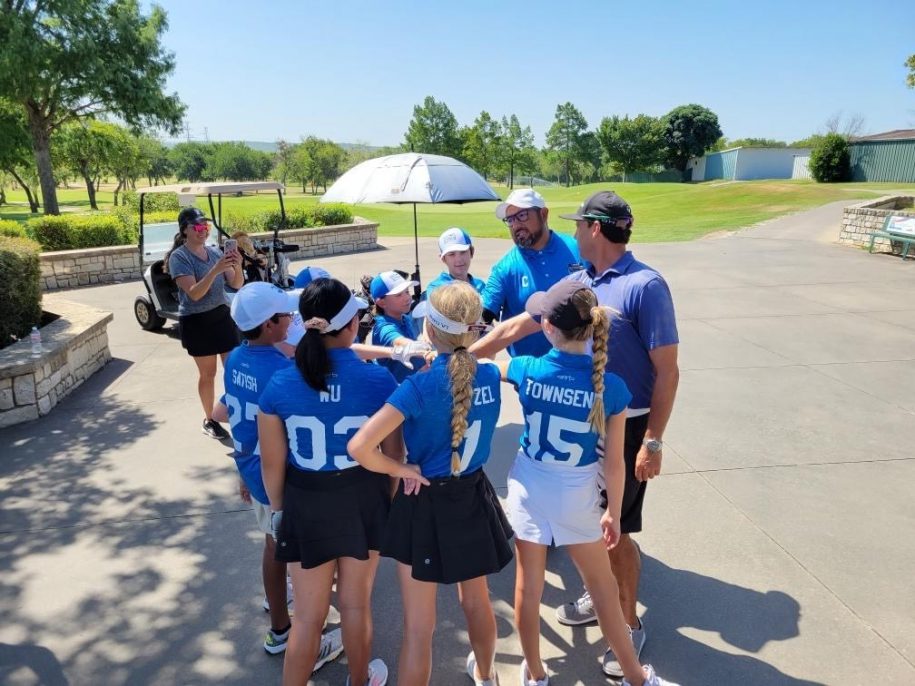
[294,278,353,392]
[163,228,187,275]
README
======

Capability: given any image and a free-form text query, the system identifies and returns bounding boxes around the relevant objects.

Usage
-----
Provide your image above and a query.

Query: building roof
[853,129,915,142]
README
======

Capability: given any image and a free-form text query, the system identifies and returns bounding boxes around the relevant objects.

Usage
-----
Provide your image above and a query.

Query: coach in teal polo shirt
[482,188,582,357]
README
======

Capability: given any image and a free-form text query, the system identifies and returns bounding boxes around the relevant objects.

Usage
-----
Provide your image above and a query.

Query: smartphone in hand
[224,238,238,254]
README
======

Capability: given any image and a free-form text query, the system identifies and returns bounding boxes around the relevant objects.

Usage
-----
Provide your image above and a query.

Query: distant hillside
[163,139,389,153]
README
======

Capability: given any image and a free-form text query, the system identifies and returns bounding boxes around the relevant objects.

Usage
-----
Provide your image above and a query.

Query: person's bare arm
[347,405,429,484]
[257,413,288,511]
[174,251,240,301]
[469,312,540,358]
[634,344,679,481]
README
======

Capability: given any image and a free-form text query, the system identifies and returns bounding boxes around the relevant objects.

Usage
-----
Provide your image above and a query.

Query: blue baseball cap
[293,266,332,289]
[370,271,418,300]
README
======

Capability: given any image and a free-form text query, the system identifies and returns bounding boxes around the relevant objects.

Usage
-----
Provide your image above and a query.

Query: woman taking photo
[166,207,243,438]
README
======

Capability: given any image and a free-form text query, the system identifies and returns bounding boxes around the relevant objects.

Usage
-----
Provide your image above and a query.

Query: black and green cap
[560,190,632,223]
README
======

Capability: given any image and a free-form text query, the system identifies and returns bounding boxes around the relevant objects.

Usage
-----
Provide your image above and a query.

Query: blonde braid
[587,305,610,437]
[448,349,477,474]
[428,282,484,476]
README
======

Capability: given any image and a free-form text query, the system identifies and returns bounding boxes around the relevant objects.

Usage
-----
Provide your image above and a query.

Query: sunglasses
[192,222,209,233]
[502,208,537,226]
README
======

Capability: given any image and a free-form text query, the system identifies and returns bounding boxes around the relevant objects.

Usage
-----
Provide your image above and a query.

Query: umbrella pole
[412,202,421,300]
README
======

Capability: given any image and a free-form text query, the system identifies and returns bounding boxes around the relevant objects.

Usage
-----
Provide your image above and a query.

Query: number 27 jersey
[258,348,398,472]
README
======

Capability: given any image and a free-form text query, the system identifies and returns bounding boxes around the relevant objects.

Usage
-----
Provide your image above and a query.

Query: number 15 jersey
[507,349,631,467]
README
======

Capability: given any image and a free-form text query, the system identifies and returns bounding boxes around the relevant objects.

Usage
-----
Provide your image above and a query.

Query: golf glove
[392,340,434,369]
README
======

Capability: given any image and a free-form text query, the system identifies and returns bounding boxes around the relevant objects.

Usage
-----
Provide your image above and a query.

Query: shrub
[0,235,42,350]
[111,209,176,246]
[309,203,353,226]
[121,190,181,213]
[0,219,27,239]
[809,133,851,182]
[25,214,133,251]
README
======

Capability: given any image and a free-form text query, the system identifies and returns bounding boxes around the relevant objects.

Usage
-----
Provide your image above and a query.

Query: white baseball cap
[438,227,473,256]
[230,282,301,331]
[495,188,546,220]
[371,271,418,299]
[412,300,488,335]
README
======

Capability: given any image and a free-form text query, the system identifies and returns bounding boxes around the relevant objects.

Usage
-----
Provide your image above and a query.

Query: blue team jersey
[507,349,631,467]
[386,354,501,479]
[259,348,398,472]
[372,312,424,383]
[222,342,292,504]
[482,231,582,357]
[425,272,486,299]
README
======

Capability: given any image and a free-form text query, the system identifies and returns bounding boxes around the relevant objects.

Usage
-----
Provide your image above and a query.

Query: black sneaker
[202,419,230,439]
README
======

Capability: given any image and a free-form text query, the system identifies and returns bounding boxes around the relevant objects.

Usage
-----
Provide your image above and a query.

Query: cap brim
[524,291,548,317]
[495,200,543,220]
[353,295,369,309]
[411,300,430,318]
[441,244,471,255]
[284,289,303,313]
[386,281,418,296]
[559,212,585,221]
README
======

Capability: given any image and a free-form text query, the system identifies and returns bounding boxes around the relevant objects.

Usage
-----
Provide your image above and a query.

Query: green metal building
[849,130,915,183]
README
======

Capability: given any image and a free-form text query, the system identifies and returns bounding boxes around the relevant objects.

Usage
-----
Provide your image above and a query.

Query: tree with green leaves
[312,140,346,192]
[137,135,171,186]
[545,102,589,186]
[169,142,213,182]
[54,120,117,210]
[905,54,915,88]
[596,114,664,180]
[808,133,850,182]
[0,0,185,215]
[274,139,295,185]
[661,104,723,172]
[461,111,501,180]
[0,99,40,212]
[497,115,537,189]
[205,142,272,182]
[107,124,144,205]
[727,137,787,148]
[404,96,462,158]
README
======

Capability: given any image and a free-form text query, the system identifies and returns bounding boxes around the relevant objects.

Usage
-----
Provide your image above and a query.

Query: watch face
[646,439,662,452]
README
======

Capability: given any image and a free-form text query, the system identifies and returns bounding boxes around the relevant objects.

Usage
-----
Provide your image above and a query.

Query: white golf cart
[133,181,298,331]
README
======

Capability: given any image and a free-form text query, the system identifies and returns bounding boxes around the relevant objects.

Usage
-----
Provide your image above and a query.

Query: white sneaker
[346,657,389,686]
[518,659,549,686]
[312,628,343,673]
[262,578,295,612]
[622,664,679,686]
[466,651,500,685]
[603,620,646,678]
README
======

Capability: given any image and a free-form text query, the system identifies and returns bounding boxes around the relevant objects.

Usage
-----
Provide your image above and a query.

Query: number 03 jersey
[258,348,398,472]
[507,349,631,467]
[386,353,502,479]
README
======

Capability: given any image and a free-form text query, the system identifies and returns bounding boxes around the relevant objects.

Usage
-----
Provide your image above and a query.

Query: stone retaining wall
[38,219,379,291]
[0,299,112,428]
[839,196,915,253]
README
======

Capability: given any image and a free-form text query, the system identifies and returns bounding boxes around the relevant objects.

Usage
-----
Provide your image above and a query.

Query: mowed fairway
[3,180,914,242]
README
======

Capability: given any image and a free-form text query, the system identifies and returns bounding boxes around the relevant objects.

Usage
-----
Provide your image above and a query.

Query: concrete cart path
[2,200,914,685]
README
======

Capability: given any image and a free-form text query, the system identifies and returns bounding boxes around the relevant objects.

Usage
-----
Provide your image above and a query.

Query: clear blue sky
[149,0,915,147]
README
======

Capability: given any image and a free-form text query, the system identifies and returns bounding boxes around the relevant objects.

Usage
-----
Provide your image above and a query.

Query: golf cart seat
[150,260,180,308]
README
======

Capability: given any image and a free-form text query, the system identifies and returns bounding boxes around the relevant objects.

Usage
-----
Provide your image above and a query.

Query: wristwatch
[643,438,663,453]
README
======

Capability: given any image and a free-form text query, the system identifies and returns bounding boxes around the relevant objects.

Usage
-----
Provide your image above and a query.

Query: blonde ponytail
[428,283,484,476]
[587,305,609,437]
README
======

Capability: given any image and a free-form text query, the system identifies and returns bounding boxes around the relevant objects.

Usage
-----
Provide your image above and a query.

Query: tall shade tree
[0,0,185,215]
[54,120,117,210]
[107,124,144,205]
[403,96,462,158]
[661,104,723,173]
[597,114,665,180]
[169,142,213,182]
[498,114,537,189]
[906,54,915,88]
[545,102,589,187]
[462,111,501,180]
[0,98,40,212]
[137,135,171,186]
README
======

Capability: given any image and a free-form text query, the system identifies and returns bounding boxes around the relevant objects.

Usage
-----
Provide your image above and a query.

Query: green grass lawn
[3,180,914,242]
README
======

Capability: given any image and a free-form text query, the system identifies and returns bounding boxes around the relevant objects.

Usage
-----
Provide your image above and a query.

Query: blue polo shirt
[386,354,501,479]
[222,342,293,505]
[425,272,486,298]
[507,350,630,466]
[258,348,398,472]
[371,312,424,383]
[566,251,678,410]
[483,230,582,357]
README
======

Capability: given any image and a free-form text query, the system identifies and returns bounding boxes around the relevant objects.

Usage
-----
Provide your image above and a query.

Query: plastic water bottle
[30,326,42,357]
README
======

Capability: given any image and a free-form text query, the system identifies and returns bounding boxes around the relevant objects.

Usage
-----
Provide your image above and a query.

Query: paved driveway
[2,200,914,685]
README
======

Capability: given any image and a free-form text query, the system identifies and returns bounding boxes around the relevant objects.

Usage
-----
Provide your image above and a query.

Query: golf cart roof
[135,181,284,195]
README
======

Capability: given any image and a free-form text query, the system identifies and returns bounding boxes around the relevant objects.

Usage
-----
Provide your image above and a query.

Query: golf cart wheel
[134,295,165,331]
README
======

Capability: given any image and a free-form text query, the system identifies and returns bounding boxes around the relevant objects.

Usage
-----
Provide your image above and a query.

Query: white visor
[412,300,488,335]
[325,294,368,332]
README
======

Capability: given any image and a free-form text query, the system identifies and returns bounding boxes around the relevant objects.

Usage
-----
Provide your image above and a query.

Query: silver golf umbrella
[320,152,500,293]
